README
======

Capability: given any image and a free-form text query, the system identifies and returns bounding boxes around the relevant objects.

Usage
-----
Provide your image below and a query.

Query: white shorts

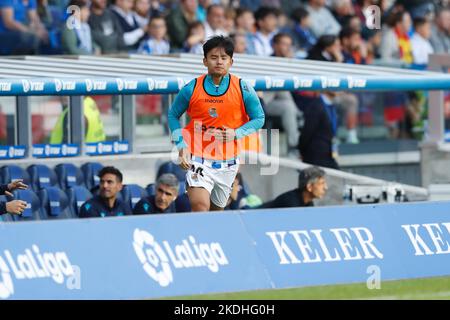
[186,156,240,208]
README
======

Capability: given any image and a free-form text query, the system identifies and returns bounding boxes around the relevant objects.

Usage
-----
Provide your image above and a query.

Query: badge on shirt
[208,107,218,118]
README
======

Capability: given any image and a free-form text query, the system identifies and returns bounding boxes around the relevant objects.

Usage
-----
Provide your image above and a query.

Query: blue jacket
[79,195,132,218]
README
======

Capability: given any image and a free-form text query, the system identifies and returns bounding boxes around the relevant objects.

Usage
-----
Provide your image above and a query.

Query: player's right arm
[168,79,196,170]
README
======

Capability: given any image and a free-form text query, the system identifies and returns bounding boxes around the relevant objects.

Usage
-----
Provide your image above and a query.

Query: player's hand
[6,200,28,215]
[215,128,236,142]
[178,148,191,170]
[5,179,28,197]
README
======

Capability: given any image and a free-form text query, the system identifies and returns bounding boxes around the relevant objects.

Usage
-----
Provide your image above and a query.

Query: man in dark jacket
[133,173,179,214]
[0,180,28,215]
[79,166,131,218]
[261,166,327,209]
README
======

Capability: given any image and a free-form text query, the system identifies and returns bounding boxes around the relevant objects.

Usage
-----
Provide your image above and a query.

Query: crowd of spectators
[1,0,449,168]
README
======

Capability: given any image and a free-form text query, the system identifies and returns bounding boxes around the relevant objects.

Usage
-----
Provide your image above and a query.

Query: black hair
[203,35,234,58]
[67,0,88,11]
[272,32,292,45]
[413,16,428,29]
[339,26,360,41]
[291,6,309,23]
[207,4,225,16]
[298,166,325,190]
[254,6,279,21]
[98,166,123,183]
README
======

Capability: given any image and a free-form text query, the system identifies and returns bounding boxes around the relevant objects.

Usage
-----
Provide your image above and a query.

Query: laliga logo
[22,80,30,93]
[0,245,75,299]
[61,144,67,156]
[0,258,13,299]
[85,79,93,92]
[44,144,51,156]
[54,79,63,92]
[133,229,229,287]
[116,78,124,92]
[98,142,103,154]
[113,141,119,153]
[133,229,173,287]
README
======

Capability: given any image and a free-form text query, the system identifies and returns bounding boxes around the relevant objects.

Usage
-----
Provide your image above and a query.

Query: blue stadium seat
[66,186,93,217]
[81,162,104,191]
[156,161,186,182]
[146,183,155,197]
[39,187,74,220]
[0,165,30,185]
[27,164,59,191]
[121,184,148,210]
[8,189,45,221]
[55,163,85,190]
[0,195,11,222]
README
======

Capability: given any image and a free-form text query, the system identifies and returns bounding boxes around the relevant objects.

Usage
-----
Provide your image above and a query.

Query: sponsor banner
[1,201,450,299]
[85,140,129,156]
[242,202,450,288]
[0,214,270,299]
[0,145,26,159]
[32,144,79,158]
[1,76,450,95]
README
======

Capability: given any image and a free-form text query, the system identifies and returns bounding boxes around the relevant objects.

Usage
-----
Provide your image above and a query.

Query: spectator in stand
[263,32,304,158]
[0,0,49,54]
[79,166,132,218]
[234,8,256,54]
[61,0,96,55]
[138,15,170,54]
[287,6,316,57]
[260,166,328,208]
[133,0,150,28]
[364,29,382,63]
[339,26,367,65]
[196,0,211,23]
[305,0,341,38]
[111,0,146,52]
[203,4,228,41]
[183,20,205,54]
[307,34,360,144]
[230,31,247,54]
[253,6,279,56]
[293,91,340,169]
[380,9,414,64]
[429,7,450,54]
[88,0,126,53]
[133,173,179,214]
[224,7,235,35]
[410,16,434,65]
[330,0,355,27]
[166,0,198,51]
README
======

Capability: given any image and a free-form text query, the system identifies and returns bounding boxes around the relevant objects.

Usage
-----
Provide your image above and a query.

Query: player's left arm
[234,80,265,139]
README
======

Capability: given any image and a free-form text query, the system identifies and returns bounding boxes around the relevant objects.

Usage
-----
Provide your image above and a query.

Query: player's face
[203,47,233,78]
[155,184,177,211]
[99,173,123,200]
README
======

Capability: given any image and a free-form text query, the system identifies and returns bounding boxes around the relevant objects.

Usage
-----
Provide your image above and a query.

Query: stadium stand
[39,187,74,220]
[121,184,148,211]
[55,163,86,190]
[67,185,93,217]
[27,164,59,191]
[81,162,104,191]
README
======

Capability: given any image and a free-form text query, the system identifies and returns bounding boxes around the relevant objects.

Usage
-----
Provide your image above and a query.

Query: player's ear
[203,57,207,67]
[230,58,234,66]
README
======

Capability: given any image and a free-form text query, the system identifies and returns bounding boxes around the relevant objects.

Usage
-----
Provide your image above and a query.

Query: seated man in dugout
[79,166,132,218]
[260,166,328,209]
[133,173,179,214]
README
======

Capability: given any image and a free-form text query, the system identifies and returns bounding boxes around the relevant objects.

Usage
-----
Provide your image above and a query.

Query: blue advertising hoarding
[1,201,450,299]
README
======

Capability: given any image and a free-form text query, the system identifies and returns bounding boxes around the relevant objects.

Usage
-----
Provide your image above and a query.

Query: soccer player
[168,35,265,212]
